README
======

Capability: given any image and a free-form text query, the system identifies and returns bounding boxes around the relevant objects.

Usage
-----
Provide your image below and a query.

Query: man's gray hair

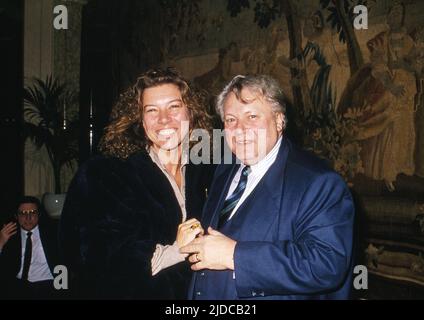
[216,74,287,122]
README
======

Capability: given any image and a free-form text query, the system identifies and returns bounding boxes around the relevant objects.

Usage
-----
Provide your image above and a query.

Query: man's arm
[233,172,354,297]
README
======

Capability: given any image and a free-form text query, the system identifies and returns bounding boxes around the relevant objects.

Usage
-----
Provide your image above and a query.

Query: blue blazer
[189,138,355,300]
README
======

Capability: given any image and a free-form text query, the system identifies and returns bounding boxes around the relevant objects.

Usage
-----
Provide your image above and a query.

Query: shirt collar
[20,225,39,237]
[148,146,189,169]
[246,136,282,174]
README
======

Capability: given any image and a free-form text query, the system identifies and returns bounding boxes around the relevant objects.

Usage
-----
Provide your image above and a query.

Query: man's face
[17,203,39,231]
[223,87,283,165]
[141,84,190,152]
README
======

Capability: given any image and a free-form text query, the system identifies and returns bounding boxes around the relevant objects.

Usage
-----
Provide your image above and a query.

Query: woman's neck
[153,145,182,176]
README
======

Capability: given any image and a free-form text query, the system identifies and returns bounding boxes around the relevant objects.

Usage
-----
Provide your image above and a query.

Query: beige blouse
[149,148,189,276]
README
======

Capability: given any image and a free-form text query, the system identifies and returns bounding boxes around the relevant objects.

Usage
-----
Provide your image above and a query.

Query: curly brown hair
[99,68,212,159]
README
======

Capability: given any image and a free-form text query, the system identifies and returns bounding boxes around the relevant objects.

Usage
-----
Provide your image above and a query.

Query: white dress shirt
[17,226,53,282]
[226,136,282,221]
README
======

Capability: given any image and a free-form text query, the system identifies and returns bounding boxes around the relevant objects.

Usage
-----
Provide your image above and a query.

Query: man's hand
[0,222,17,250]
[180,227,237,271]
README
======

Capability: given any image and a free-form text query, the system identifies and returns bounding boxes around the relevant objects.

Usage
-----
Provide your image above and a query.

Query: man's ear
[275,112,285,133]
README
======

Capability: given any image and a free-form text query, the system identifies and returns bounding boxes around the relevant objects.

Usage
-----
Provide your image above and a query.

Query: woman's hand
[176,218,204,249]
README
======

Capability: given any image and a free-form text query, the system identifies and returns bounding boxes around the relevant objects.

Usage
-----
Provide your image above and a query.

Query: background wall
[22,0,84,198]
[23,0,55,199]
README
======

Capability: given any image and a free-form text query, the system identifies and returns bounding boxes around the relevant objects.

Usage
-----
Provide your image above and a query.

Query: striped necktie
[218,166,251,228]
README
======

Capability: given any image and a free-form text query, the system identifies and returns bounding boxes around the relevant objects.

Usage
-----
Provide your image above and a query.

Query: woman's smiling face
[141,84,190,152]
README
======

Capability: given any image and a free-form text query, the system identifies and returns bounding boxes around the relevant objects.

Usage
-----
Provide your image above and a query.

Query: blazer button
[200,272,205,276]
[196,291,202,296]
[251,291,257,297]
[260,292,265,297]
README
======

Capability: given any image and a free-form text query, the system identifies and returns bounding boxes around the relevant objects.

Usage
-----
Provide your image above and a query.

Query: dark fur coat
[59,150,215,299]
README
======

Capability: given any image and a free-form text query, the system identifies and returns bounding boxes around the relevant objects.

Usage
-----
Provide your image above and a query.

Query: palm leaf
[22,122,51,149]
[23,75,79,193]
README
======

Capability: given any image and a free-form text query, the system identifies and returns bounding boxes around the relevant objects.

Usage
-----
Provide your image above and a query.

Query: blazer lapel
[224,138,290,239]
[126,151,182,242]
[203,163,240,229]
[10,230,22,275]
[184,162,210,220]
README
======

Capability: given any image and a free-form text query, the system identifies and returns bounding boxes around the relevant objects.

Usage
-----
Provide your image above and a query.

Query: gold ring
[195,253,200,262]
[190,223,200,230]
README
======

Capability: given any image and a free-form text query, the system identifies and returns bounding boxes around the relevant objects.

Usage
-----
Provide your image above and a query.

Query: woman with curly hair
[59,68,215,299]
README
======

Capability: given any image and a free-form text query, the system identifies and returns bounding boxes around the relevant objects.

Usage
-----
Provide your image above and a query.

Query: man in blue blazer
[181,74,355,300]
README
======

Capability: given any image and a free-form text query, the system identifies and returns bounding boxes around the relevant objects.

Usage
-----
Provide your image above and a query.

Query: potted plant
[23,75,79,218]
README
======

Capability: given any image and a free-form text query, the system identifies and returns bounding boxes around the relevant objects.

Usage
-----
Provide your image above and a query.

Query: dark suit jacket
[0,218,59,298]
[189,138,355,300]
[59,151,215,299]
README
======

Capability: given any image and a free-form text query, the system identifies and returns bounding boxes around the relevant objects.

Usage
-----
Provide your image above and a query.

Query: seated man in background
[0,196,59,299]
